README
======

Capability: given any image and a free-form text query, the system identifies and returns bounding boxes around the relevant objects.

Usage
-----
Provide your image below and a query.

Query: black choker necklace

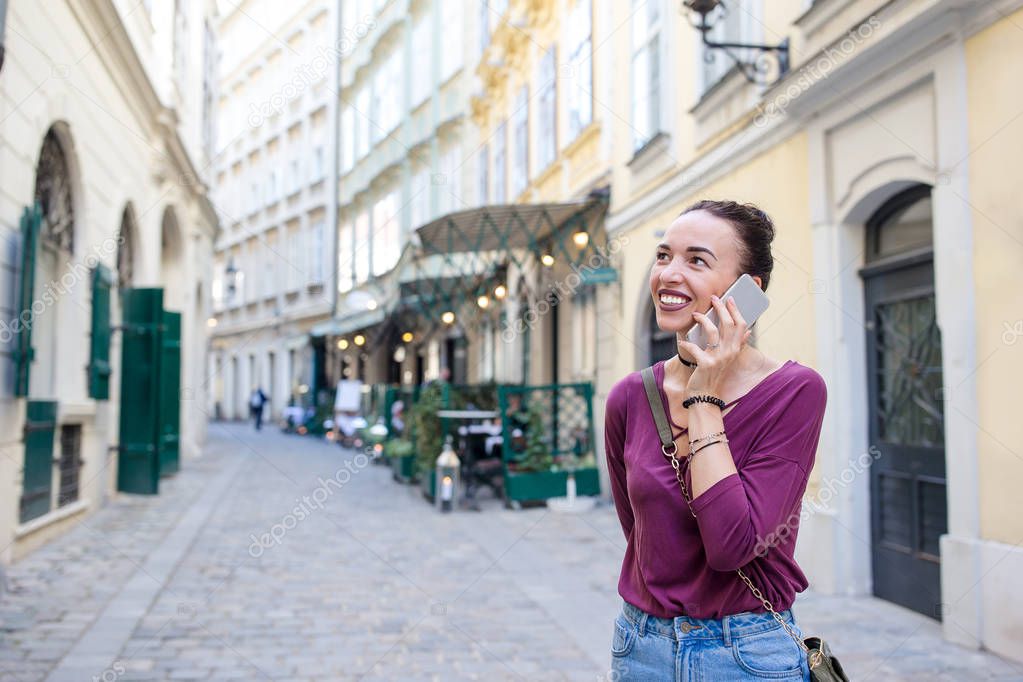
[677,353,698,368]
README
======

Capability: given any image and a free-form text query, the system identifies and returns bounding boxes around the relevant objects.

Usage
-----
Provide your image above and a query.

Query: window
[288,159,300,194]
[511,87,528,197]
[700,0,755,93]
[478,145,489,205]
[341,107,354,172]
[354,211,370,284]
[537,47,557,171]
[437,146,462,216]
[440,1,463,81]
[411,167,430,228]
[566,0,593,141]
[338,221,354,292]
[313,146,325,181]
[479,1,491,55]
[631,0,661,150]
[356,87,370,159]
[376,51,403,136]
[493,122,507,204]
[249,181,261,211]
[308,220,324,284]
[58,424,82,507]
[372,193,400,276]
[286,224,301,291]
[266,169,280,204]
[412,17,432,107]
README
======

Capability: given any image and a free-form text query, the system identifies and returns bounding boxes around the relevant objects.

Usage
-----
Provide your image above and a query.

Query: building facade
[603,0,1023,664]
[0,0,218,572]
[209,0,340,421]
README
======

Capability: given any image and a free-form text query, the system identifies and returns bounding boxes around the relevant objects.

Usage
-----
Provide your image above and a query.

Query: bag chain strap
[662,443,823,667]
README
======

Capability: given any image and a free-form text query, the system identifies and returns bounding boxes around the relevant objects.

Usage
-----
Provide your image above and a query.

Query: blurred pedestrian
[249,387,267,431]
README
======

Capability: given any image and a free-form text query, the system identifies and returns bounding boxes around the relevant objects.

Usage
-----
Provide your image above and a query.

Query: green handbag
[640,367,850,681]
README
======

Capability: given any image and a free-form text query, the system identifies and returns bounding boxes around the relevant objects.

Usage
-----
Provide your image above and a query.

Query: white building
[0,0,219,573]
[209,0,341,421]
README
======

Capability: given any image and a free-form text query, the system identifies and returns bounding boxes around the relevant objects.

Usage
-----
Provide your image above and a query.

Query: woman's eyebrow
[656,244,718,261]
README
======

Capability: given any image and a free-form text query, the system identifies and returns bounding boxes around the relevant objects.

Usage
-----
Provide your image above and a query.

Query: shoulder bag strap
[638,365,812,658]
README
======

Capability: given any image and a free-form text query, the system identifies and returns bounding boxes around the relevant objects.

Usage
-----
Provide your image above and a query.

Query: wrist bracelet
[690,437,727,457]
[689,430,726,447]
[682,394,726,410]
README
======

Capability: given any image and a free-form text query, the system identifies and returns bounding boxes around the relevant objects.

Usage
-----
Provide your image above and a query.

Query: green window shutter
[21,400,57,522]
[88,265,113,399]
[14,205,41,397]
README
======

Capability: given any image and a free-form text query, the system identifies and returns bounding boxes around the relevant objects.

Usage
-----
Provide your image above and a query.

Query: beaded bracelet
[689,430,726,447]
[682,394,726,410]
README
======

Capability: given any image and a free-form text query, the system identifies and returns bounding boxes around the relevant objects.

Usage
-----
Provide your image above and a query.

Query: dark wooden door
[118,288,164,495]
[861,187,947,619]
[158,310,181,477]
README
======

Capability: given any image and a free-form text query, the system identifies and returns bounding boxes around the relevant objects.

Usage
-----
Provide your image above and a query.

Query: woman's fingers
[692,311,721,347]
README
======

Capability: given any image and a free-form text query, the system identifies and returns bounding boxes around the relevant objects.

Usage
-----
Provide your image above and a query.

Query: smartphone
[685,274,770,350]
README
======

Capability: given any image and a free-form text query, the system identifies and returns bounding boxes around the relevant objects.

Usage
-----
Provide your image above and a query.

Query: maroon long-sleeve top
[604,359,827,619]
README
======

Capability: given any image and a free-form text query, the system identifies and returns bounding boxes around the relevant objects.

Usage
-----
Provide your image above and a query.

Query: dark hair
[681,199,776,291]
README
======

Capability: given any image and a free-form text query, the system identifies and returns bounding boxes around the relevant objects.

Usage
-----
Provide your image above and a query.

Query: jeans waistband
[620,601,796,645]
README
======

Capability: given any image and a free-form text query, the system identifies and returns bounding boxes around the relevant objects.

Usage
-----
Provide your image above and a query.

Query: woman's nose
[660,260,685,284]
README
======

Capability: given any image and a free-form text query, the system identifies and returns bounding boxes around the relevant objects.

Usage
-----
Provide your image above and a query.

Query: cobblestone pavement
[1,423,1021,681]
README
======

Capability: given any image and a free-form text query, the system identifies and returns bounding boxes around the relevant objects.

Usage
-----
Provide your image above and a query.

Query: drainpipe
[329,1,344,318]
[0,0,8,75]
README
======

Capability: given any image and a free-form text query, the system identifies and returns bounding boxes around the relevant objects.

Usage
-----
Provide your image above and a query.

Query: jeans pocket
[731,624,804,679]
[611,616,636,658]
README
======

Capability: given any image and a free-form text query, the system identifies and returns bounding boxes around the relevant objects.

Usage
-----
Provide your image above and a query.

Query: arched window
[117,206,136,289]
[34,129,75,254]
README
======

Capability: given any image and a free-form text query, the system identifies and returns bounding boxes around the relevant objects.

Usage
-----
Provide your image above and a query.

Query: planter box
[390,454,416,483]
[504,467,600,503]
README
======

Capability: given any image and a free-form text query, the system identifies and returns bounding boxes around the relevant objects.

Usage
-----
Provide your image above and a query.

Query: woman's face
[649,209,751,334]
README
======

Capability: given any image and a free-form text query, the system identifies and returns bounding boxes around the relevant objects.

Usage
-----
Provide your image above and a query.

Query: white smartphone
[685,273,770,350]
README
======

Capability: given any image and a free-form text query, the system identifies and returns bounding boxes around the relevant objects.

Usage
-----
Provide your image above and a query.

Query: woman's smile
[656,288,692,312]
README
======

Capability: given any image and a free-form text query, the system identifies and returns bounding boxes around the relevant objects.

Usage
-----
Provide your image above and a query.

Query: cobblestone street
[1,424,1020,681]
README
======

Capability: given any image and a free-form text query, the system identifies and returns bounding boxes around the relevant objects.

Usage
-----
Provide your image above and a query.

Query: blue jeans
[610,601,811,681]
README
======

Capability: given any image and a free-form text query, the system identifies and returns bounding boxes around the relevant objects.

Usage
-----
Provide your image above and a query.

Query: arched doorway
[860,184,947,619]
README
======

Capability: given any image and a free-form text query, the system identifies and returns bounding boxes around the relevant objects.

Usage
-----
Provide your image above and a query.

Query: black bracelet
[682,394,726,410]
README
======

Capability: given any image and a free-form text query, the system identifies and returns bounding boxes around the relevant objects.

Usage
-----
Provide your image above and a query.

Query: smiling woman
[605,200,828,681]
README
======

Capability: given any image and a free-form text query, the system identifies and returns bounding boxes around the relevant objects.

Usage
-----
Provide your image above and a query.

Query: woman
[605,200,827,681]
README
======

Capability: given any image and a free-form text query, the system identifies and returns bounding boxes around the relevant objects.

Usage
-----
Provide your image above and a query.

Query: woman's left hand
[677,295,753,399]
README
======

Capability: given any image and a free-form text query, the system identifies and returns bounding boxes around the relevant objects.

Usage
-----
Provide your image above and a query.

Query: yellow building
[603,0,1023,663]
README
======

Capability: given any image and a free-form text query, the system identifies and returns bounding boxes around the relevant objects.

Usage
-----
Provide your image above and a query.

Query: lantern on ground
[435,435,460,513]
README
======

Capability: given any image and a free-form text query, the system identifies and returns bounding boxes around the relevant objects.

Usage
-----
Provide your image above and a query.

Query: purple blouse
[604,359,827,619]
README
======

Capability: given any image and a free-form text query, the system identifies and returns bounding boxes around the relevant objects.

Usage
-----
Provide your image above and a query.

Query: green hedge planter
[390,454,417,483]
[504,467,600,503]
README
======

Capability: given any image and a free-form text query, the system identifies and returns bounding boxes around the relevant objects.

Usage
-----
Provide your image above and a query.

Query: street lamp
[401,331,414,343]
[435,436,460,513]
[441,311,455,325]
[477,294,490,309]
[494,284,507,300]
[541,253,555,267]
[683,0,789,84]
[572,230,589,248]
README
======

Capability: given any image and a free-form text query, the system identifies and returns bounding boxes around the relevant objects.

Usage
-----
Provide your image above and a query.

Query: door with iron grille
[861,186,947,619]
